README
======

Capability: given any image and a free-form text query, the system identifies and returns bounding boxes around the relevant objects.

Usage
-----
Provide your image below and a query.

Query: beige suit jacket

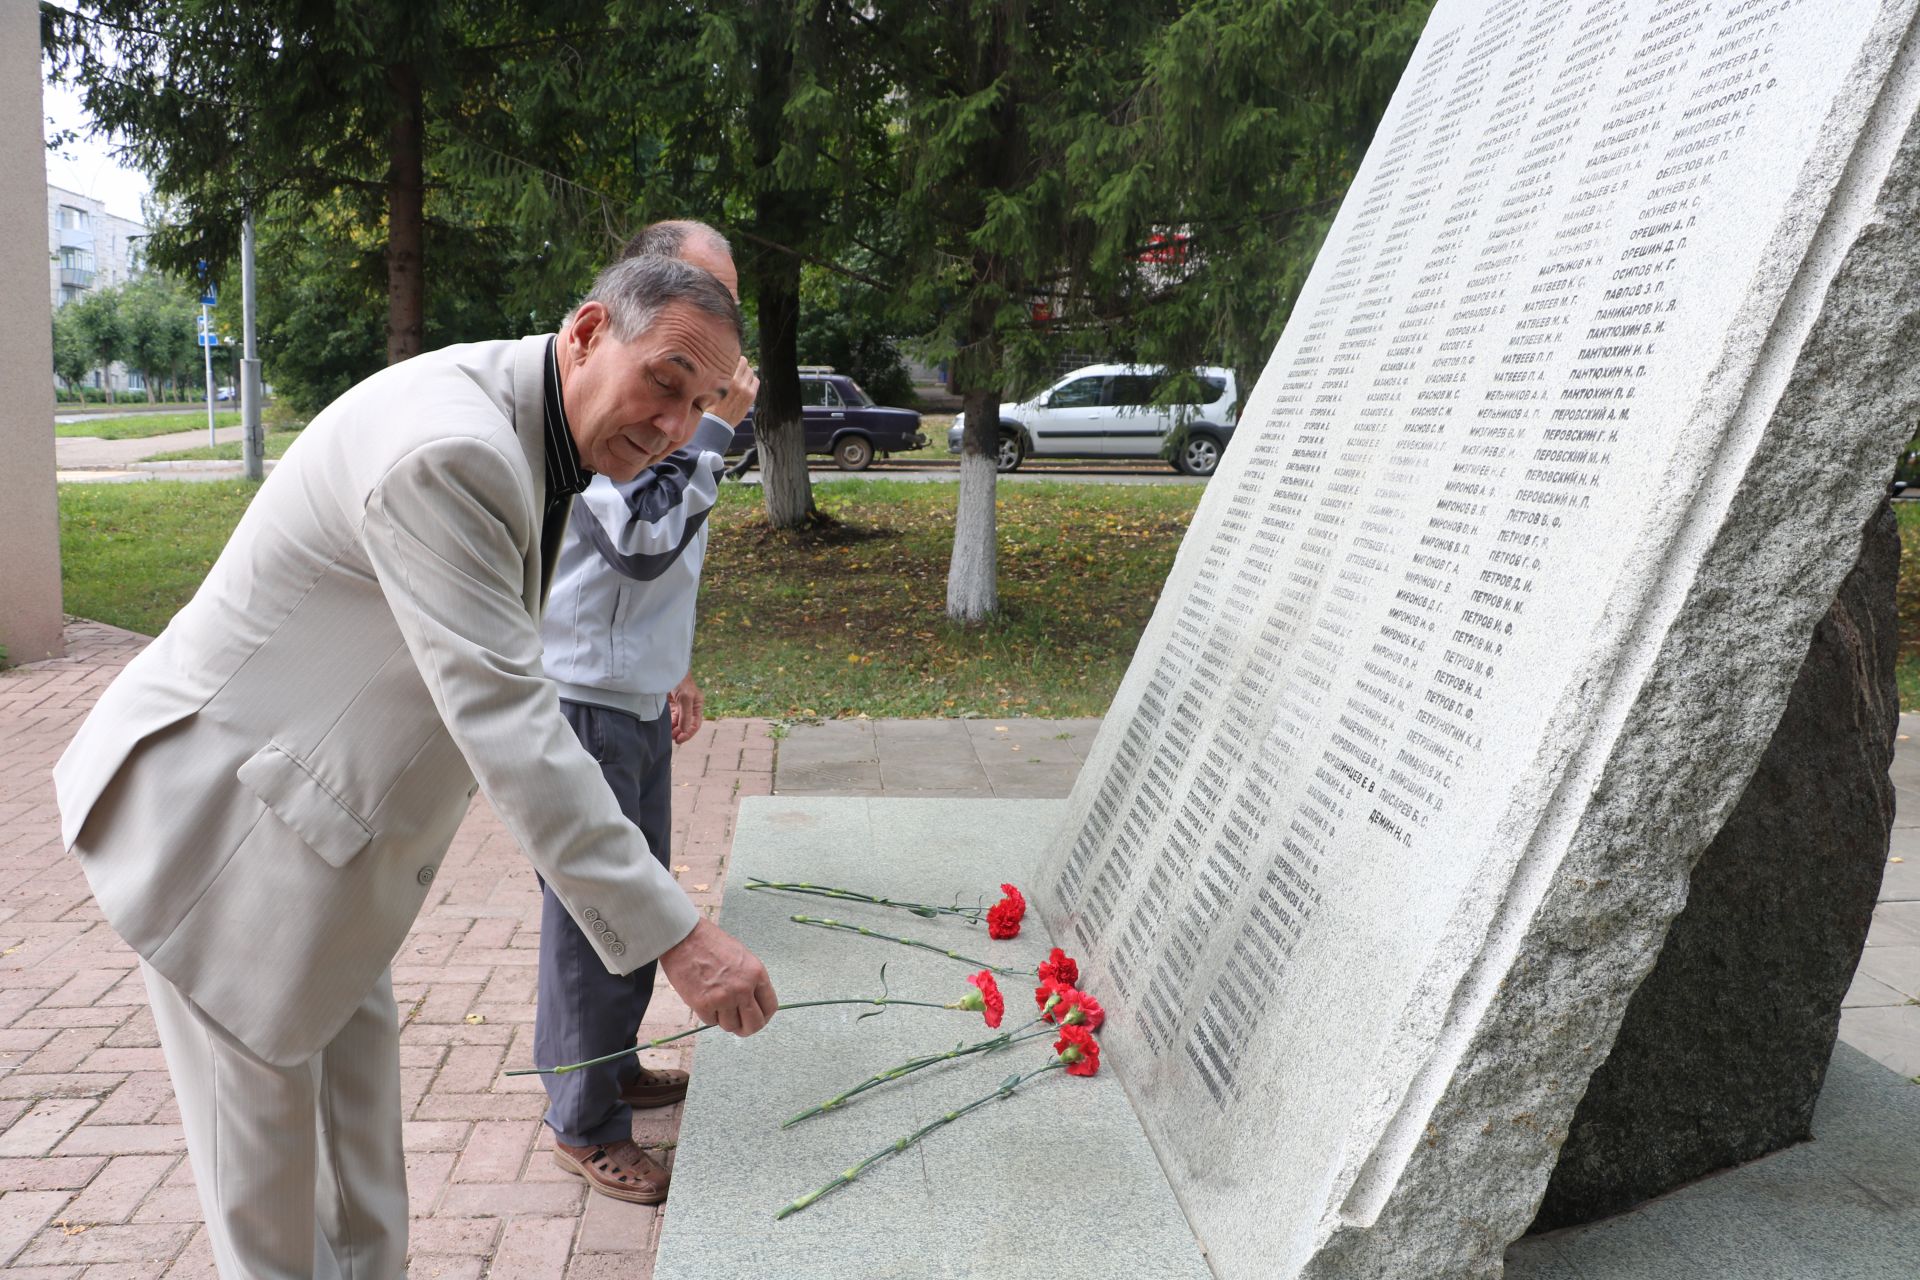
[53,335,699,1066]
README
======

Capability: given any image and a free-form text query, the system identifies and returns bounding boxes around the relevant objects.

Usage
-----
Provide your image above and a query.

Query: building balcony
[59,267,96,288]
[57,226,93,251]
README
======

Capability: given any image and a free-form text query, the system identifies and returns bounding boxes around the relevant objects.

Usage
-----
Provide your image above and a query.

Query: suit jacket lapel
[510,335,557,618]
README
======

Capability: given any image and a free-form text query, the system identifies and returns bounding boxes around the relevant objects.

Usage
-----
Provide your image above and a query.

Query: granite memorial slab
[1033,0,1920,1275]
[653,797,1212,1280]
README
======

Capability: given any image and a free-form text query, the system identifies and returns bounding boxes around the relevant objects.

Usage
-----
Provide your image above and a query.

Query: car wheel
[833,435,874,471]
[995,430,1025,473]
[1176,433,1222,477]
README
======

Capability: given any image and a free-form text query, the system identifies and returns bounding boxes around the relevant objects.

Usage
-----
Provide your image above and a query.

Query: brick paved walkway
[0,621,773,1277]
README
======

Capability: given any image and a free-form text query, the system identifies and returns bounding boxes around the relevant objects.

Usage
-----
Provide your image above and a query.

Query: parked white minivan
[947,364,1239,475]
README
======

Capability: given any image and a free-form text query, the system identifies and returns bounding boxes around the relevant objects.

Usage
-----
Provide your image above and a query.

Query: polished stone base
[652,796,1209,1280]
[1509,1042,1920,1278]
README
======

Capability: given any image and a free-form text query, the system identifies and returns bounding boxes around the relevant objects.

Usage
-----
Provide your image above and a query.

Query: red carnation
[1057,989,1105,1032]
[986,883,1026,939]
[1035,977,1069,1018]
[1055,1024,1100,1077]
[965,970,1005,1029]
[1037,947,1079,988]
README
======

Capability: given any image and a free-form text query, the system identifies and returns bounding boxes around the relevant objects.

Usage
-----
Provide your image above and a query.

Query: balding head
[620,220,738,301]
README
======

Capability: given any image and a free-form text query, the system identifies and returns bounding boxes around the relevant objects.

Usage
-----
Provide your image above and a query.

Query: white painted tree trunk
[947,451,999,623]
[758,418,814,529]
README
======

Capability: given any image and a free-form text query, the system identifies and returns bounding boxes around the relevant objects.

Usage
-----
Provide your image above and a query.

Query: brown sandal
[553,1137,671,1204]
[620,1064,690,1110]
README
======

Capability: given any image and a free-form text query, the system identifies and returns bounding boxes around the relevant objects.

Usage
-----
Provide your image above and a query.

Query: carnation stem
[782,1023,1055,1128]
[788,915,1029,976]
[746,878,985,922]
[503,998,967,1077]
[775,1060,1068,1220]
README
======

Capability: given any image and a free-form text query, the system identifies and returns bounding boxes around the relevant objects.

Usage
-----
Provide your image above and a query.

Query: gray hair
[574,254,743,346]
[620,219,731,263]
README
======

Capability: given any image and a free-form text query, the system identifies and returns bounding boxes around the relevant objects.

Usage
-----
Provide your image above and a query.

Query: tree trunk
[385,62,425,365]
[948,384,1002,622]
[755,257,816,529]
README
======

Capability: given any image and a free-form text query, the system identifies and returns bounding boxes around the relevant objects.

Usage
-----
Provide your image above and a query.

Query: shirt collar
[542,335,591,504]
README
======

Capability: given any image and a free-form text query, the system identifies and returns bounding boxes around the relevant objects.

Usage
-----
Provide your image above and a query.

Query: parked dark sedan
[727,369,925,471]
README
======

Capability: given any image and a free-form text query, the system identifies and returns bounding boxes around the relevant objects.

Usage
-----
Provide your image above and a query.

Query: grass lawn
[55,411,241,440]
[1894,503,1920,708]
[57,477,1200,717]
[146,431,304,462]
[59,481,261,637]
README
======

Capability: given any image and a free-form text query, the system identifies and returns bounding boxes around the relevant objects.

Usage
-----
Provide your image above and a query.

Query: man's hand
[659,918,778,1035]
[710,356,760,428]
[669,673,705,745]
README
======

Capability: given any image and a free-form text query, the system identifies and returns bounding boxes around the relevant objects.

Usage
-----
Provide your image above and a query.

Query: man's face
[558,301,739,481]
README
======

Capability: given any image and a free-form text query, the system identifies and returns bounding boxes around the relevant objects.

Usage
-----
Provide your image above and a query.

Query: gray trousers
[142,960,407,1279]
[537,699,673,1146]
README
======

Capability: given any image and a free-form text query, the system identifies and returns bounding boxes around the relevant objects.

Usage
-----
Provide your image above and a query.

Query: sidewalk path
[0,621,771,1277]
[55,428,244,471]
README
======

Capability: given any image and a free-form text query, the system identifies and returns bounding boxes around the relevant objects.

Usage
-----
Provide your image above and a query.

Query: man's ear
[569,301,609,354]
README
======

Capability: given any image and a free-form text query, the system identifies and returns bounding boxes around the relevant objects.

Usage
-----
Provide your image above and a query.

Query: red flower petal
[1060,990,1105,1032]
[986,884,1026,939]
[1037,947,1079,988]
[1035,977,1069,1017]
[1055,1024,1100,1077]
[966,970,1005,1029]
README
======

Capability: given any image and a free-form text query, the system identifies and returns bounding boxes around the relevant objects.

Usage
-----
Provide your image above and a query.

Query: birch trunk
[947,387,1002,623]
[754,253,816,530]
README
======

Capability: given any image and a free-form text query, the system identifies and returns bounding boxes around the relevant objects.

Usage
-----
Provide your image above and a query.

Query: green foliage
[1079,0,1435,392]
[65,287,125,388]
[117,274,202,399]
[50,306,91,395]
[798,267,917,408]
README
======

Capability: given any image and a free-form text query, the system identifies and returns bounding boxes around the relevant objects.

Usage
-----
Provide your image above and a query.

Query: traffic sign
[201,284,217,306]
[197,333,219,347]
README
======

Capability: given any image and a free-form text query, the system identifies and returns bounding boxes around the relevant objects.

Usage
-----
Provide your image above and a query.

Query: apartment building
[47,183,147,392]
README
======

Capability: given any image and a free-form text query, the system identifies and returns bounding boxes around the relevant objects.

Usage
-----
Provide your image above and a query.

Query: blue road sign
[201,285,218,306]
[197,333,219,347]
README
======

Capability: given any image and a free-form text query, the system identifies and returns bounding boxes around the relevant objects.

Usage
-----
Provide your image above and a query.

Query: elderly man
[53,255,777,1279]
[536,221,753,1201]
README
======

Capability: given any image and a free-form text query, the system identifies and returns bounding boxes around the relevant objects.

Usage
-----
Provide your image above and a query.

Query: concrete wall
[1,0,64,663]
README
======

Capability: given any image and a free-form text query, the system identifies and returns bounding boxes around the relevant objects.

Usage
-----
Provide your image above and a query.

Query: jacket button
[583,908,601,923]
[592,919,610,935]
[416,866,435,886]
[609,942,627,957]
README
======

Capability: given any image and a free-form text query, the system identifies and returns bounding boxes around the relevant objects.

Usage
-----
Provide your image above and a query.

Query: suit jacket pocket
[237,742,375,868]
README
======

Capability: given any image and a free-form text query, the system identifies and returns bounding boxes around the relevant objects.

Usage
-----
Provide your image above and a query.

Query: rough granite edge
[1299,17,1920,1279]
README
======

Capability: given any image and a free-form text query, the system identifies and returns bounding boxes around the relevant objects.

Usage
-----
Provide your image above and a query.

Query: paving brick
[11,1222,194,1268]
[0,632,779,1278]
[158,1225,214,1278]
[0,1100,96,1158]
[0,1190,75,1265]
[405,1216,497,1257]
[58,1156,178,1226]
[487,1216,576,1280]
[51,1126,185,1158]
[564,1250,658,1280]
[436,1182,585,1219]
[573,1189,658,1255]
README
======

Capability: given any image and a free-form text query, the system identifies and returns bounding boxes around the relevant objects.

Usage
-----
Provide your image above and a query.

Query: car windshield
[839,379,874,407]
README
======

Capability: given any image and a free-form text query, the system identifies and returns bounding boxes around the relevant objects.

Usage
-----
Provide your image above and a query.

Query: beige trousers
[142,961,409,1279]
